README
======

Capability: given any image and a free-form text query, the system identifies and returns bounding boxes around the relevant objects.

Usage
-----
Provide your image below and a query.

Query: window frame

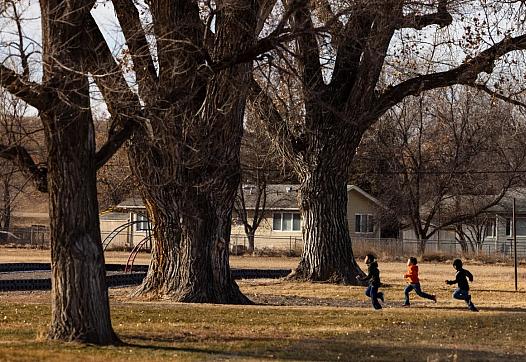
[484,218,496,239]
[135,214,151,232]
[355,214,374,233]
[272,212,301,232]
[506,217,526,237]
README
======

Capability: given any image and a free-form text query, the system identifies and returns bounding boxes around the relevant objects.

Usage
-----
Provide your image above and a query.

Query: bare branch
[330,9,373,100]
[248,76,296,161]
[372,34,526,121]
[0,64,47,110]
[113,0,158,102]
[396,1,452,30]
[0,144,47,192]
[83,14,142,168]
[95,119,136,170]
[256,0,278,36]
[470,83,526,108]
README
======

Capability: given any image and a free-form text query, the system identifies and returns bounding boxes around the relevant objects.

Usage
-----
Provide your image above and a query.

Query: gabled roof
[240,184,298,211]
[116,197,145,210]
[482,188,526,214]
[115,184,384,212]
[347,185,384,208]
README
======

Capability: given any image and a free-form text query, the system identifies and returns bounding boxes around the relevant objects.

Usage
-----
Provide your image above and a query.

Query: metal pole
[513,198,518,292]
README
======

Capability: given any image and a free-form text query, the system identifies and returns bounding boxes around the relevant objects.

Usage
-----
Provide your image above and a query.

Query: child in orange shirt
[403,257,436,306]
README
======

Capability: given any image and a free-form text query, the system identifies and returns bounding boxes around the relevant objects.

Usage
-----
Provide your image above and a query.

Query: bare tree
[0,90,37,242]
[248,1,526,283]
[95,119,134,210]
[81,0,310,303]
[455,214,495,254]
[234,120,295,253]
[0,1,131,344]
[356,87,526,254]
[234,182,267,254]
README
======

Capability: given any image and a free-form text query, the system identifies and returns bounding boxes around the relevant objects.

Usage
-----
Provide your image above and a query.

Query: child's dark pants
[404,283,434,305]
[365,285,383,310]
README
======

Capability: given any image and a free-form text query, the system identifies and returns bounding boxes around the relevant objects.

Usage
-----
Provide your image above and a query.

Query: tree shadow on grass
[117,334,525,361]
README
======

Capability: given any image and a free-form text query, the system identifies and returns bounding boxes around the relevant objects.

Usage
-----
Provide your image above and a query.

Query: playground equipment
[125,236,151,273]
[102,220,151,251]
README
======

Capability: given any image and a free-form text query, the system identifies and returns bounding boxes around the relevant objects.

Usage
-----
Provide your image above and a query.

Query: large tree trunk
[133,186,250,304]
[130,1,258,304]
[41,0,118,344]
[289,170,363,284]
[44,108,117,344]
[131,195,180,297]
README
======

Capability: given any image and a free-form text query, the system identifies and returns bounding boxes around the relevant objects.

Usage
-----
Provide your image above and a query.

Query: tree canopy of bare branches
[249,0,526,283]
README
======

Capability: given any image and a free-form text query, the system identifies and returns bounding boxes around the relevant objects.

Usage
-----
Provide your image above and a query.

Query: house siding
[101,185,386,251]
[347,189,380,239]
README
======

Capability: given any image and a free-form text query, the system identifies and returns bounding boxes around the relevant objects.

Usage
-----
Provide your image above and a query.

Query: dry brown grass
[0,258,525,361]
[0,247,299,269]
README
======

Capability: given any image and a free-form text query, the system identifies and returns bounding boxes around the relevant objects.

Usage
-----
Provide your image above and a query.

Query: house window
[484,219,496,238]
[355,214,374,233]
[135,214,151,231]
[273,213,301,231]
[506,218,526,237]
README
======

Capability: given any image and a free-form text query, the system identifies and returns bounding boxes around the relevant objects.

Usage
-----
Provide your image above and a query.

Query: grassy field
[0,250,525,361]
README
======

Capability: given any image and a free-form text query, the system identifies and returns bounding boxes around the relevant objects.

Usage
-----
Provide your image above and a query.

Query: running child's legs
[365,285,382,309]
[404,284,414,305]
[452,288,469,303]
[414,283,434,300]
[453,288,477,310]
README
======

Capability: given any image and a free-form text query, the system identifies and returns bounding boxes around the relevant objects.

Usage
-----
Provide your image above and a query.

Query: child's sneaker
[431,295,437,303]
[402,303,410,307]
[469,303,479,312]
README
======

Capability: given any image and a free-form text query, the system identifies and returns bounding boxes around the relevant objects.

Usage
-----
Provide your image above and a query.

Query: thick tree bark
[133,184,250,304]
[40,0,118,344]
[131,195,181,297]
[289,157,363,284]
[45,111,117,343]
[129,1,258,304]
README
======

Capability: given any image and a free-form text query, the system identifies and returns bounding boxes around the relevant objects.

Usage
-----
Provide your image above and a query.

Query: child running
[445,258,479,312]
[357,254,384,310]
[403,256,436,306]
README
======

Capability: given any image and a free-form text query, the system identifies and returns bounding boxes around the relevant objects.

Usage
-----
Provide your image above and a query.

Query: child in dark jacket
[403,257,436,306]
[446,258,478,312]
[357,254,384,310]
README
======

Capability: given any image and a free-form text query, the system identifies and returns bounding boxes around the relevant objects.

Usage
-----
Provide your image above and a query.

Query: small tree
[455,214,496,254]
[234,119,295,253]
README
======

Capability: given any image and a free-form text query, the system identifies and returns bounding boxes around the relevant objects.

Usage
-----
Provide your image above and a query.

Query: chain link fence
[0,226,50,248]
[231,234,526,259]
